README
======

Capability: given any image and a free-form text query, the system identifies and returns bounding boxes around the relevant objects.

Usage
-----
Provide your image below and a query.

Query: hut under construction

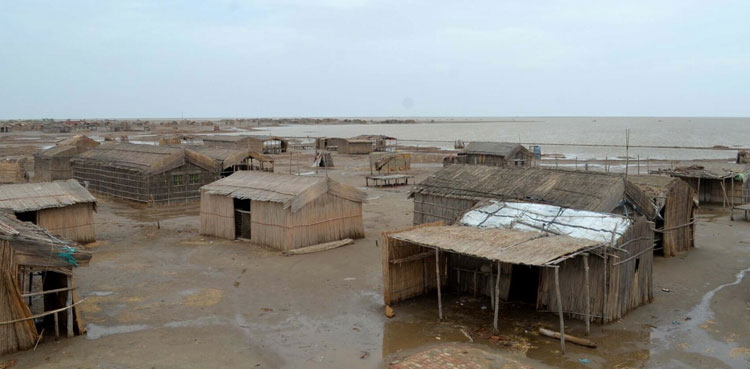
[0,156,29,184]
[71,143,222,204]
[184,146,273,175]
[0,210,92,355]
[410,165,651,225]
[34,135,100,181]
[447,142,535,167]
[629,175,696,257]
[383,202,653,337]
[0,180,97,243]
[369,152,411,174]
[199,171,365,251]
[201,135,288,154]
[654,162,750,207]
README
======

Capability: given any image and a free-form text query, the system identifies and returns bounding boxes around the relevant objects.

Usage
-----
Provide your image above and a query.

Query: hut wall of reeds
[0,157,28,184]
[200,172,365,251]
[0,211,91,355]
[629,175,695,256]
[71,143,220,204]
[338,140,373,155]
[201,135,288,154]
[0,180,97,243]
[411,165,650,225]
[369,153,411,173]
[654,163,750,206]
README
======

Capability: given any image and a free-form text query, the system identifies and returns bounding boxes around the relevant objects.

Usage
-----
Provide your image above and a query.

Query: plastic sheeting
[460,201,631,244]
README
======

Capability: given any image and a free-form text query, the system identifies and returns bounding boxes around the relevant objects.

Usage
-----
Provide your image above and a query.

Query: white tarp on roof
[459,201,631,244]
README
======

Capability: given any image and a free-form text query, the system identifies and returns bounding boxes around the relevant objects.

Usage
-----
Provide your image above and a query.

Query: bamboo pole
[435,248,443,320]
[489,263,494,310]
[583,254,590,336]
[493,260,501,332]
[554,266,565,354]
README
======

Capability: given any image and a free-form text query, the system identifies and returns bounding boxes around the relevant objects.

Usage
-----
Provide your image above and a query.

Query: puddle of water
[650,266,750,368]
[86,324,150,339]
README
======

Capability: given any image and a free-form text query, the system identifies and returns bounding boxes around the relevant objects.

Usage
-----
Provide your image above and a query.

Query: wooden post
[697,178,701,203]
[554,266,565,354]
[54,311,59,337]
[637,155,640,175]
[473,270,478,298]
[66,276,74,337]
[435,248,443,320]
[493,260,501,332]
[489,264,494,310]
[583,254,590,336]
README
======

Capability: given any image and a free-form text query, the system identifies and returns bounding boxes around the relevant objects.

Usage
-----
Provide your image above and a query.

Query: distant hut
[313,151,334,168]
[352,135,397,152]
[383,202,653,329]
[184,146,271,176]
[410,165,651,225]
[315,137,348,151]
[0,180,97,243]
[338,139,373,155]
[369,152,411,174]
[450,142,535,167]
[202,135,288,154]
[654,162,750,206]
[0,156,29,184]
[34,135,100,181]
[71,143,222,204]
[199,172,365,251]
[0,210,92,355]
[629,175,696,256]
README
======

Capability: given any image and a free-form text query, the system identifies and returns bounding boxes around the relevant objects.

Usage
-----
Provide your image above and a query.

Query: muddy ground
[3,150,749,369]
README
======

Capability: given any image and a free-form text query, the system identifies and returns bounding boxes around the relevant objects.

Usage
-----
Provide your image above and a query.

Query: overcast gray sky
[1,1,747,119]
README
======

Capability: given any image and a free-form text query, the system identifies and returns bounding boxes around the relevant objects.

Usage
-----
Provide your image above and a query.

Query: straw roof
[628,175,683,198]
[72,143,186,175]
[0,179,96,212]
[464,142,524,156]
[389,225,601,266]
[412,165,637,214]
[654,162,750,180]
[56,135,99,151]
[201,171,365,212]
[201,135,252,142]
[36,145,78,158]
[0,210,91,269]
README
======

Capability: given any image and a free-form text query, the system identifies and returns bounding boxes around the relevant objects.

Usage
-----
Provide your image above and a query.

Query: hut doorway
[234,199,251,239]
[507,265,540,304]
[15,210,37,224]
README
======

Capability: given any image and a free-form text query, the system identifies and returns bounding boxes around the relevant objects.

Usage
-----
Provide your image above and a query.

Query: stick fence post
[554,266,565,354]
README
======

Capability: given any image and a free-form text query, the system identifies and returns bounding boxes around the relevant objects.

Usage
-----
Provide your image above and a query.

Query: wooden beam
[583,254,590,336]
[554,266,566,354]
[21,286,77,298]
[493,260,501,332]
[389,251,433,265]
[66,276,74,338]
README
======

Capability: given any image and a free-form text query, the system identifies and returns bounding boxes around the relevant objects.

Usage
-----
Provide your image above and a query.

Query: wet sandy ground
[3,153,749,369]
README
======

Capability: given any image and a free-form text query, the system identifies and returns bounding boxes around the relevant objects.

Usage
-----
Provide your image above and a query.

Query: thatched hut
[654,162,750,206]
[71,143,221,204]
[410,165,651,225]
[0,210,92,355]
[0,156,29,184]
[369,152,411,174]
[338,139,373,155]
[315,137,349,151]
[383,202,653,333]
[0,180,97,243]
[34,135,100,181]
[448,142,534,167]
[200,171,365,251]
[201,135,288,154]
[629,175,696,257]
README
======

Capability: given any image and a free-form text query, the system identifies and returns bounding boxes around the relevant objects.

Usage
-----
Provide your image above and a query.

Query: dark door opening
[234,199,251,239]
[507,265,540,304]
[15,211,37,224]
